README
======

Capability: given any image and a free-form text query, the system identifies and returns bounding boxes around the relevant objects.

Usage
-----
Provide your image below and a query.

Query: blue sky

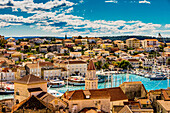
[0,0,170,37]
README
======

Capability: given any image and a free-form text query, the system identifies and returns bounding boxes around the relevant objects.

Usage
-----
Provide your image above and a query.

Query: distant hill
[99,35,170,42]
[5,36,70,40]
[5,35,170,42]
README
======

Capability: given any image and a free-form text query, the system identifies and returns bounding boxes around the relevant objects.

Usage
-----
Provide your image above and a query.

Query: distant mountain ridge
[99,35,170,42]
[5,35,170,42]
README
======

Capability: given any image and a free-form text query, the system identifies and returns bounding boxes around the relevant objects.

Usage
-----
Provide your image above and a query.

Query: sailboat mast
[168,69,169,88]
[126,65,129,82]
[108,73,109,88]
[67,61,69,90]
[1,73,2,89]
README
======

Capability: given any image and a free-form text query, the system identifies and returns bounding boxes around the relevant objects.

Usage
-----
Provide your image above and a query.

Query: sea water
[0,74,169,100]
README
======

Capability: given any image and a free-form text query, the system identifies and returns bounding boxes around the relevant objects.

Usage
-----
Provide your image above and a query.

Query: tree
[0,39,7,48]
[118,60,132,69]
[127,47,134,50]
[69,47,74,52]
[94,61,102,69]
[159,45,164,52]
[166,58,170,65]
[78,35,82,39]
[50,60,54,63]
[112,61,118,67]
[102,63,109,69]
[15,61,20,64]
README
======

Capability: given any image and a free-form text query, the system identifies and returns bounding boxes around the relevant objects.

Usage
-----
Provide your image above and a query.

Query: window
[16,91,19,95]
[86,95,90,99]
[16,99,19,104]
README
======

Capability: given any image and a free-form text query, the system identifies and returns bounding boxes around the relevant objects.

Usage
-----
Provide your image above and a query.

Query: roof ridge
[27,74,31,84]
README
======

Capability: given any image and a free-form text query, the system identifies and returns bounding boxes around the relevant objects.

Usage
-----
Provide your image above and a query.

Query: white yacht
[48,89,63,97]
[48,79,65,88]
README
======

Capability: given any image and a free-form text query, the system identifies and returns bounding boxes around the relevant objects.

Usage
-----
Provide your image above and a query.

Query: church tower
[85,60,98,90]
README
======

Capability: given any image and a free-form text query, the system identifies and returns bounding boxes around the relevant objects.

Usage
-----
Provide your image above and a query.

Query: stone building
[13,74,47,103]
[126,38,140,49]
[59,60,87,76]
[13,74,67,113]
[148,89,170,113]
[25,62,54,77]
[85,60,98,90]
[62,87,128,113]
[119,81,147,100]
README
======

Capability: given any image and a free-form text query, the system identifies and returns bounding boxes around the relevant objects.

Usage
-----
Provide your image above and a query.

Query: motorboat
[144,73,151,78]
[150,73,167,80]
[68,76,85,86]
[48,79,65,88]
[48,89,63,97]
[0,81,14,95]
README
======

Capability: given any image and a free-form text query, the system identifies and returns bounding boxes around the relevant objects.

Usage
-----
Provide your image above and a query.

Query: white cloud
[105,0,118,3]
[0,0,75,13]
[0,0,167,37]
[139,0,151,4]
[165,24,170,28]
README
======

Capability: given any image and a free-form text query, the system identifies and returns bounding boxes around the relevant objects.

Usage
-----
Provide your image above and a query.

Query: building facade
[126,38,140,49]
[85,60,98,90]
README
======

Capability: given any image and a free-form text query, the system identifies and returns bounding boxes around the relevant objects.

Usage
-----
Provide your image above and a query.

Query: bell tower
[85,60,98,90]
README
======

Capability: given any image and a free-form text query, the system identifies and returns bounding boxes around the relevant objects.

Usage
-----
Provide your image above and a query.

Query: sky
[0,0,170,37]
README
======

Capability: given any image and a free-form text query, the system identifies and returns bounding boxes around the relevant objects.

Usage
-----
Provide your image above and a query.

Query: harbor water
[0,74,169,100]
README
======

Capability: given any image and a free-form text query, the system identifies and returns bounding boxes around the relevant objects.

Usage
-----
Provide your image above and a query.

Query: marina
[1,73,169,100]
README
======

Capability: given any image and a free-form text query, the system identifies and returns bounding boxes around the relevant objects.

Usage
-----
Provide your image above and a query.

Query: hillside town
[0,34,170,113]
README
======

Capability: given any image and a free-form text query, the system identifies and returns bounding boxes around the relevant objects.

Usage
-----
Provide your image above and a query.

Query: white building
[0,68,15,81]
[70,52,82,58]
[59,60,87,76]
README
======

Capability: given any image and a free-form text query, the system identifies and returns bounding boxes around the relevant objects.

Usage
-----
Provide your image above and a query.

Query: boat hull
[68,81,85,86]
[0,90,14,95]
[50,84,65,88]
[150,77,167,80]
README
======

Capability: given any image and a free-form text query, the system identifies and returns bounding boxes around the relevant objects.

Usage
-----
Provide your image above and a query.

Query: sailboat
[150,47,167,80]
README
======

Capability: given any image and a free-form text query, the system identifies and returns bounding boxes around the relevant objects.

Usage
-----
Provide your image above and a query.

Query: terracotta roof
[39,62,53,67]
[70,52,82,54]
[118,105,132,113]
[157,100,170,111]
[13,74,47,84]
[87,60,96,70]
[26,62,53,68]
[107,87,128,101]
[64,89,110,100]
[122,81,142,84]
[40,92,56,103]
[136,48,144,51]
[79,107,106,113]
[137,99,151,105]
[11,95,54,113]
[66,60,86,64]
[145,39,158,41]
[64,87,127,101]
[128,59,139,62]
